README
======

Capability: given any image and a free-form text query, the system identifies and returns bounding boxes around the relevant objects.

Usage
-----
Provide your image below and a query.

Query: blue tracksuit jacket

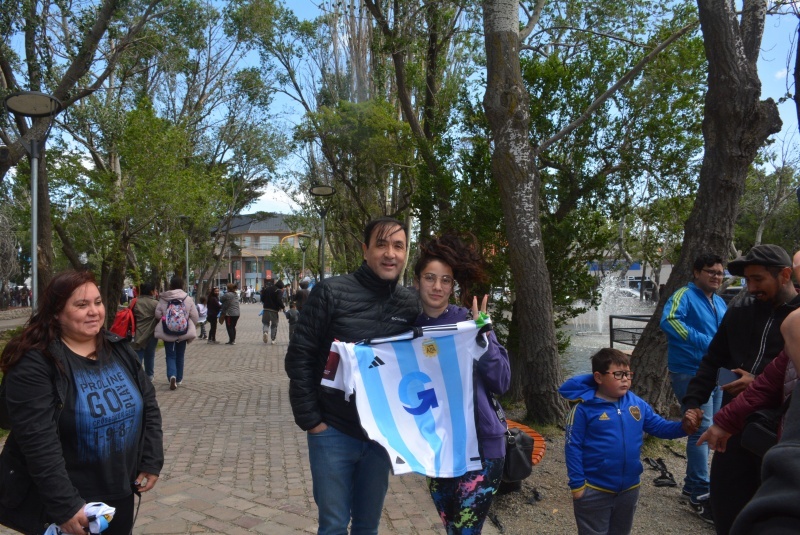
[559,374,686,493]
[660,282,727,375]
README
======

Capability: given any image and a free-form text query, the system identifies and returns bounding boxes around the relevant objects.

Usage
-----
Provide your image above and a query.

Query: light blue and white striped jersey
[321,320,490,477]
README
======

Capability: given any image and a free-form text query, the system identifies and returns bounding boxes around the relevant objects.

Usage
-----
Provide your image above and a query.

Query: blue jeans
[164,340,187,382]
[307,425,391,535]
[134,337,157,380]
[670,371,723,499]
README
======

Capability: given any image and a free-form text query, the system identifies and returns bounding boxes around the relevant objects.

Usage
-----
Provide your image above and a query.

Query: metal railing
[609,314,651,348]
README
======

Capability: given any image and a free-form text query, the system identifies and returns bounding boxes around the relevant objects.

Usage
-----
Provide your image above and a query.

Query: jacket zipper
[618,401,625,492]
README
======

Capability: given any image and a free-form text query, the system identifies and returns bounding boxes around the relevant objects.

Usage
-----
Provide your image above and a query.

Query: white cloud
[776,68,787,79]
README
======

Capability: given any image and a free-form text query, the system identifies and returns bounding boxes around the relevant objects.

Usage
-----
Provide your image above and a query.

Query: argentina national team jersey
[322,319,490,477]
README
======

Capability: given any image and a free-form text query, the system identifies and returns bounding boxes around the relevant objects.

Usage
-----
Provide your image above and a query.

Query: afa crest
[421,339,439,358]
[628,406,641,421]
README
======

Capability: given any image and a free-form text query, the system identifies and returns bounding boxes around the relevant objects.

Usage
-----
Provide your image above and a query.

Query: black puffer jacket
[684,294,800,410]
[285,262,419,439]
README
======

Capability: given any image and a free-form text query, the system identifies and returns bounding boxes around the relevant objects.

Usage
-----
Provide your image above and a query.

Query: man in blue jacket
[660,253,727,521]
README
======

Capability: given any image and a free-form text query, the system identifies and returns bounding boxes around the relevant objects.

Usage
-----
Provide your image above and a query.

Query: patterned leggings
[427,457,504,535]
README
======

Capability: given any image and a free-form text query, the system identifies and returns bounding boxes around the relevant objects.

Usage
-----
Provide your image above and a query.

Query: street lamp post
[309,184,336,280]
[185,238,190,287]
[4,91,62,312]
[299,238,309,279]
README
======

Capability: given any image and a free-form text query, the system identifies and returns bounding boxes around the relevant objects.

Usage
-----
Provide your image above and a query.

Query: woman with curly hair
[414,234,511,534]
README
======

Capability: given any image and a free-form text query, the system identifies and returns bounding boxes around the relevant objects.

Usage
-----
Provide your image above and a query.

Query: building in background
[215,214,303,291]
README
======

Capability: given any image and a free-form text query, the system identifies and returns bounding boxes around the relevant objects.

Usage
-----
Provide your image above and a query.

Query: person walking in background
[261,278,285,344]
[561,349,702,535]
[285,217,419,535]
[285,301,299,341]
[413,234,510,535]
[660,253,727,522]
[154,276,199,390]
[295,278,310,312]
[131,282,159,381]
[206,286,221,344]
[0,271,163,535]
[682,244,800,534]
[220,282,241,345]
[196,296,208,340]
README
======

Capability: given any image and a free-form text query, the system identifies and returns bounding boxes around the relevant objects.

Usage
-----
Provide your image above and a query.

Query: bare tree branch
[537,21,698,155]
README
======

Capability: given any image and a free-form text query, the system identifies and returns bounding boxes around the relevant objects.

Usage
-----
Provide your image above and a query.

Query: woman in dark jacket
[206,286,221,344]
[0,271,163,535]
[219,283,241,345]
[414,234,510,535]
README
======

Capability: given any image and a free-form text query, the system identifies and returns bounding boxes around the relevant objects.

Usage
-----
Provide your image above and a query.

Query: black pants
[225,315,239,343]
[103,493,135,535]
[208,316,218,341]
[709,433,762,535]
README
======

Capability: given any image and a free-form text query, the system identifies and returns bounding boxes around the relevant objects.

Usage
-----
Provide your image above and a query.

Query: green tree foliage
[735,154,800,253]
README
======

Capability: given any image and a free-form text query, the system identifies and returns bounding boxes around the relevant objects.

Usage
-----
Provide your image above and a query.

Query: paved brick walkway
[0,303,500,534]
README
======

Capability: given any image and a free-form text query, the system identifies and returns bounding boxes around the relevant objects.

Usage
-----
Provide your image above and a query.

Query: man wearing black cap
[683,244,800,534]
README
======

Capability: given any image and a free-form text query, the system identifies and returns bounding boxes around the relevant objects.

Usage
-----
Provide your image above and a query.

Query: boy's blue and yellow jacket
[559,374,686,493]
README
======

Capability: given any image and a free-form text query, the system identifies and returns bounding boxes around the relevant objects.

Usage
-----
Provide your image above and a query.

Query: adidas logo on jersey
[369,356,385,368]
[599,412,610,421]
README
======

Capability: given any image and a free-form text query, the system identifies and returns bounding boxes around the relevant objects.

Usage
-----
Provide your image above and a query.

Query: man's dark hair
[591,348,631,374]
[693,254,724,273]
[363,217,408,247]
[140,282,155,296]
[169,276,184,290]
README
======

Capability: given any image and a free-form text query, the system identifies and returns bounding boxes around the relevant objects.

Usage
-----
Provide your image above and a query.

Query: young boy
[285,301,300,341]
[559,348,702,535]
[197,296,208,339]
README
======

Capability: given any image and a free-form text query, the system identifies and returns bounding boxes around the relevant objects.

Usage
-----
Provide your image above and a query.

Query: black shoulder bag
[490,395,533,482]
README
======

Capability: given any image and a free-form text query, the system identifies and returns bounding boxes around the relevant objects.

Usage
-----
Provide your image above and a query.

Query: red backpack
[110,298,137,339]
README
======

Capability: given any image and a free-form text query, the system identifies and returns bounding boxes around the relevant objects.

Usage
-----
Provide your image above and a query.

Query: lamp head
[309,183,336,197]
[4,91,62,118]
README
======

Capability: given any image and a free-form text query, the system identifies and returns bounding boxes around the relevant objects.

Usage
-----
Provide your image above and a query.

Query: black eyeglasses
[604,370,634,380]
[701,269,724,278]
[421,273,454,288]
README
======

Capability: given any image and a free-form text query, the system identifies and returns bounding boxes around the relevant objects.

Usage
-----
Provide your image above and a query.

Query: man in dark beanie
[683,244,800,534]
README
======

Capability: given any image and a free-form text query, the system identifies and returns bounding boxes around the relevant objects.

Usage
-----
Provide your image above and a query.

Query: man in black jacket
[285,217,418,535]
[683,244,800,534]
[260,278,284,344]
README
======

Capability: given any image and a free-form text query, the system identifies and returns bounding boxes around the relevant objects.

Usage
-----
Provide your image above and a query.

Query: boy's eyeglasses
[603,371,634,380]
[421,273,454,288]
[701,269,724,278]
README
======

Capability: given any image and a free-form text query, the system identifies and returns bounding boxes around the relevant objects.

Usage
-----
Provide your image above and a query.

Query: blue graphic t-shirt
[60,344,144,500]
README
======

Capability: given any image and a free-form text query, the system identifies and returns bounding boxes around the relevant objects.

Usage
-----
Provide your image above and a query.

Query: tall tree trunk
[632,0,782,412]
[482,0,566,423]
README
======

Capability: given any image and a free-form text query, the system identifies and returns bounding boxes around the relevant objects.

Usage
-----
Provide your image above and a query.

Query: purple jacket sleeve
[476,332,511,395]
[713,351,787,435]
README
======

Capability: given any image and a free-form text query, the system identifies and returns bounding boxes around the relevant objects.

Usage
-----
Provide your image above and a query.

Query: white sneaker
[271,339,276,345]
[263,333,268,343]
